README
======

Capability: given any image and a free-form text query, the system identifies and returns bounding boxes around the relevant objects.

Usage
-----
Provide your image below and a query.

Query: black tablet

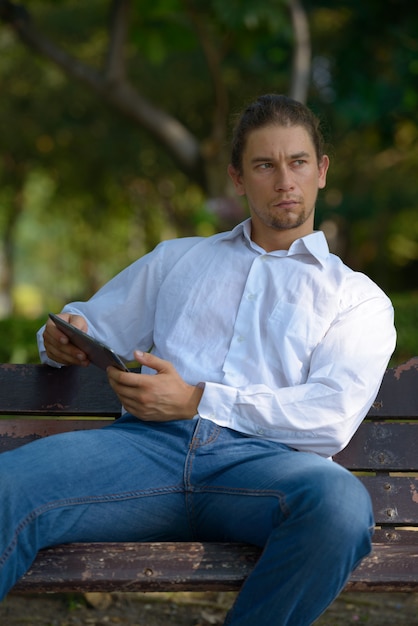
[49,313,129,372]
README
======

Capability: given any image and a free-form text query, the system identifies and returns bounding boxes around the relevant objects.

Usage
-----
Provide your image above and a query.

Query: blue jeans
[0,415,373,625]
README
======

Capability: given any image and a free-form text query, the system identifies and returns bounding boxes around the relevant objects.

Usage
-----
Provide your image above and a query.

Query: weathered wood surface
[13,537,418,594]
[14,542,261,593]
[367,357,418,418]
[0,418,110,452]
[0,363,121,417]
[335,422,418,471]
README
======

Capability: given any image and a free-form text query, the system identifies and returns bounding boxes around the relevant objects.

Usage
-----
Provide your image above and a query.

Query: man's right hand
[43,313,90,367]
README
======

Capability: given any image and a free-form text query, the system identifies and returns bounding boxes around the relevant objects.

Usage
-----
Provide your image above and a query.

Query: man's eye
[258,163,272,169]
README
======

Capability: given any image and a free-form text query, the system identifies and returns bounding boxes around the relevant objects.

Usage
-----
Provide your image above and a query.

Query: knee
[295,461,374,544]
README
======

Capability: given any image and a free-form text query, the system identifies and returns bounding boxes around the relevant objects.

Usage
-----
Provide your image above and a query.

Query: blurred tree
[0,0,417,316]
[307,0,418,290]
[0,0,310,196]
[0,0,312,311]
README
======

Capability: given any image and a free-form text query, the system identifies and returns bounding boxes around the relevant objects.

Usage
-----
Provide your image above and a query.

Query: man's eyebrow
[289,151,311,160]
[250,156,273,165]
[250,151,311,164]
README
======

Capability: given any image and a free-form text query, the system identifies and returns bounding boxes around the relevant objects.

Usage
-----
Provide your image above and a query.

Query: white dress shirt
[38,219,396,457]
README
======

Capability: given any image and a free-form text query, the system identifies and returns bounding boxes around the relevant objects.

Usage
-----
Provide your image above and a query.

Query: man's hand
[107,350,203,422]
[43,313,90,366]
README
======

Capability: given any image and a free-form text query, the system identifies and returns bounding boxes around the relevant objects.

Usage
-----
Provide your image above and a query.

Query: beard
[254,200,315,231]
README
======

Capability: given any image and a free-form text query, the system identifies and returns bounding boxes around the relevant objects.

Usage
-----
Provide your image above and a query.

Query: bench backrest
[1,359,417,540]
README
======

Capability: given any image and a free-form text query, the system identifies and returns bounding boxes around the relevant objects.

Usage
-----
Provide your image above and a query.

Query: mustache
[270,195,302,205]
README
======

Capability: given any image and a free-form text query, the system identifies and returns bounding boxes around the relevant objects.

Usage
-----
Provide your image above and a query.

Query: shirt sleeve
[198,288,396,458]
[37,236,204,367]
[37,244,165,366]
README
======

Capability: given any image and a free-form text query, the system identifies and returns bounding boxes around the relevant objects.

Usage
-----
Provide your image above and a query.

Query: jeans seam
[184,420,291,537]
[184,419,223,537]
[184,484,290,542]
[0,485,184,568]
[190,485,290,516]
[190,421,222,449]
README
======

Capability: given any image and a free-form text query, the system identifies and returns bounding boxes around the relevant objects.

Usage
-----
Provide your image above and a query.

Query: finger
[45,314,88,344]
[107,366,139,388]
[106,370,146,416]
[44,314,90,365]
[44,318,68,345]
[45,341,90,367]
[134,350,172,373]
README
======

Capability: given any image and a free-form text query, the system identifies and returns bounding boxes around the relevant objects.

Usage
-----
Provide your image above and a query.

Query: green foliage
[309,0,418,292]
[391,292,418,365]
[0,317,44,364]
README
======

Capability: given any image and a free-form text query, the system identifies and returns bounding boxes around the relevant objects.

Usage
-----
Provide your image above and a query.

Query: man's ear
[227,164,246,196]
[318,155,330,190]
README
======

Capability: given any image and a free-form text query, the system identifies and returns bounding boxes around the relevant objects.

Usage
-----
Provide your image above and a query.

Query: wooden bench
[0,358,417,594]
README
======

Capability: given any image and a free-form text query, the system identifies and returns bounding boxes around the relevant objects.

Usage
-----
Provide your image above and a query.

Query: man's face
[228,124,329,250]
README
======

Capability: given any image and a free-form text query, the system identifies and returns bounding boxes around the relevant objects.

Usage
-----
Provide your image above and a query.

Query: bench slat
[360,477,418,526]
[368,357,418,418]
[0,419,111,453]
[15,542,261,593]
[348,542,418,592]
[2,418,418,473]
[13,540,418,594]
[334,422,418,471]
[0,357,417,418]
[0,364,121,417]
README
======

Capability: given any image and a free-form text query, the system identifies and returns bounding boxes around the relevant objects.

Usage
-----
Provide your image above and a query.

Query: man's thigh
[1,415,198,543]
[185,420,363,545]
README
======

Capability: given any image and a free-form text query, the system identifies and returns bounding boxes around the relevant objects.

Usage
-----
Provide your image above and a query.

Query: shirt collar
[218,219,330,267]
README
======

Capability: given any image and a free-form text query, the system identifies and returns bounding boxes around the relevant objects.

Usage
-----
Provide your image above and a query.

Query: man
[0,95,396,625]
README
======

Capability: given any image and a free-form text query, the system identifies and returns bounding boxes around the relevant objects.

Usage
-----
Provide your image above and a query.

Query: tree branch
[288,0,311,104]
[0,0,206,188]
[0,0,104,90]
[105,0,129,83]
[183,0,230,195]
[0,0,27,23]
[184,1,229,145]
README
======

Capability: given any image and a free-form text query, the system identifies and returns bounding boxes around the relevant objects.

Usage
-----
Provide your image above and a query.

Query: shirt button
[257,428,265,435]
[237,335,245,343]
[247,292,256,301]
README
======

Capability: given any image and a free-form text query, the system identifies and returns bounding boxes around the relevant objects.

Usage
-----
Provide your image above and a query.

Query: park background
[0,0,417,366]
[1,3,418,624]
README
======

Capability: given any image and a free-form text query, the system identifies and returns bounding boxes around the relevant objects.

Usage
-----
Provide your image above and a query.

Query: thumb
[134,350,170,373]
[67,314,88,333]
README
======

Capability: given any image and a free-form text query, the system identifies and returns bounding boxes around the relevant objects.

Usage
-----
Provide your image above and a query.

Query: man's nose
[274,167,294,191]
